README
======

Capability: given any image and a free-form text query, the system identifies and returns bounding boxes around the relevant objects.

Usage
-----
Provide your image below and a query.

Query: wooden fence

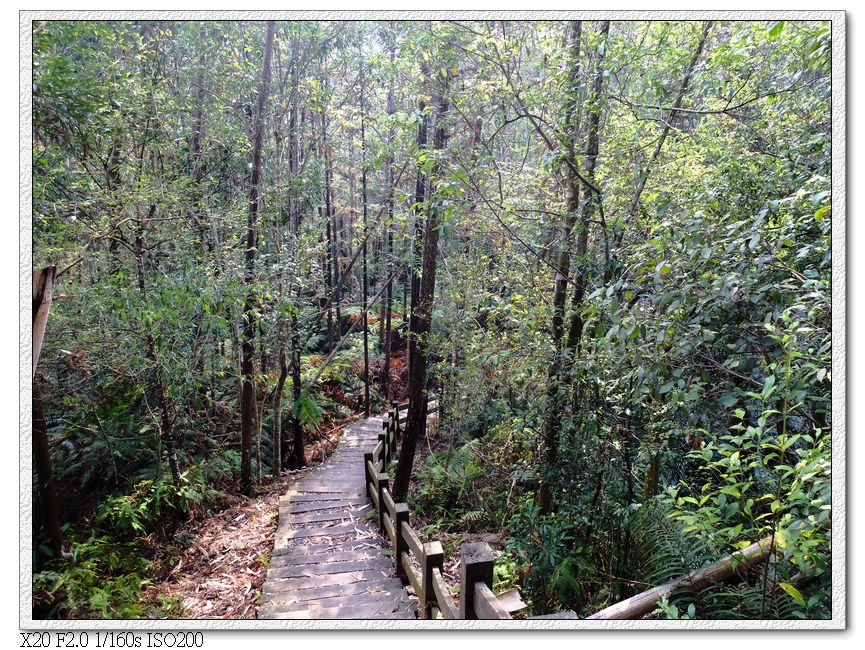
[363,396,796,621]
[364,396,521,619]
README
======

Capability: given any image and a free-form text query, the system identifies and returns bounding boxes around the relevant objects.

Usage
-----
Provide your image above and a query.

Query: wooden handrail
[363,398,518,619]
[366,399,803,621]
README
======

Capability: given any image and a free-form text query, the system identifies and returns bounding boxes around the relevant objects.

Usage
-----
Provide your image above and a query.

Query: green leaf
[779,582,805,604]
[768,21,785,40]
[761,375,777,401]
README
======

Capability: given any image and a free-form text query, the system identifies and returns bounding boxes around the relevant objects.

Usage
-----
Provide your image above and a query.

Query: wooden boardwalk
[259,415,418,619]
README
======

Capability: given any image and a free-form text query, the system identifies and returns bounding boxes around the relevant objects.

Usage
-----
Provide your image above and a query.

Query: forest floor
[143,422,351,619]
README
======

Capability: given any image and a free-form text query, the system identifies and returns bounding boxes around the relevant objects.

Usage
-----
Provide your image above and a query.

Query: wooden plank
[382,510,395,546]
[383,486,397,521]
[401,521,425,562]
[269,548,384,568]
[279,507,370,525]
[293,485,366,494]
[473,582,511,620]
[267,557,394,578]
[401,550,422,597]
[529,611,580,619]
[271,540,382,557]
[293,486,365,493]
[268,566,393,594]
[367,459,382,483]
[431,568,459,620]
[281,493,367,504]
[263,604,416,619]
[263,589,412,613]
[304,472,365,479]
[278,522,369,540]
[496,587,527,614]
[282,500,370,515]
[263,577,407,604]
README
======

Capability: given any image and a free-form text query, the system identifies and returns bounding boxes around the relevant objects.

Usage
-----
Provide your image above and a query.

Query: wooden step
[267,557,394,579]
[263,577,407,603]
[271,589,412,613]
[269,548,386,568]
[260,411,413,620]
[262,603,416,619]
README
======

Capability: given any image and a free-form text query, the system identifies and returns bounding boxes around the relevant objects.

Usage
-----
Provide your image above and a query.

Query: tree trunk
[382,29,397,399]
[407,88,429,394]
[537,20,590,515]
[240,21,275,496]
[360,55,371,417]
[286,30,306,470]
[32,266,63,554]
[392,73,450,502]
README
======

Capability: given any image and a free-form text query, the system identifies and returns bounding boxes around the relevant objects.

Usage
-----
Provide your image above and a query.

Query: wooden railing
[364,396,520,619]
[364,397,791,621]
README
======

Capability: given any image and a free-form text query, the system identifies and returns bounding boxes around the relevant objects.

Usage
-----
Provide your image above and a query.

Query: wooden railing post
[394,503,410,581]
[378,430,388,469]
[392,401,401,437]
[363,451,373,498]
[377,474,389,532]
[422,541,444,619]
[460,542,495,619]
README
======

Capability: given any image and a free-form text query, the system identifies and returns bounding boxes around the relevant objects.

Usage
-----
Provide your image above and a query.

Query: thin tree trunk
[393,73,450,502]
[32,266,63,554]
[382,33,397,399]
[273,340,287,480]
[407,88,429,391]
[360,54,371,417]
[240,21,275,496]
[190,24,210,253]
[322,90,341,345]
[537,20,590,515]
[287,30,306,470]
[613,21,711,254]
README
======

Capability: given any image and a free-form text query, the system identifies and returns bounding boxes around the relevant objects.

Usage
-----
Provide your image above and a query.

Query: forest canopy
[30,18,832,620]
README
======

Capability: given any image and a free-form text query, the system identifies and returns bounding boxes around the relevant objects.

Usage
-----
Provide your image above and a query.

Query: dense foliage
[31,19,832,619]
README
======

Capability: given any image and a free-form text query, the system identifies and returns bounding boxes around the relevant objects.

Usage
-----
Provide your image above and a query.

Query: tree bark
[382,28,397,399]
[240,20,275,496]
[392,72,450,502]
[360,55,371,417]
[286,29,306,470]
[537,20,590,515]
[32,266,63,554]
